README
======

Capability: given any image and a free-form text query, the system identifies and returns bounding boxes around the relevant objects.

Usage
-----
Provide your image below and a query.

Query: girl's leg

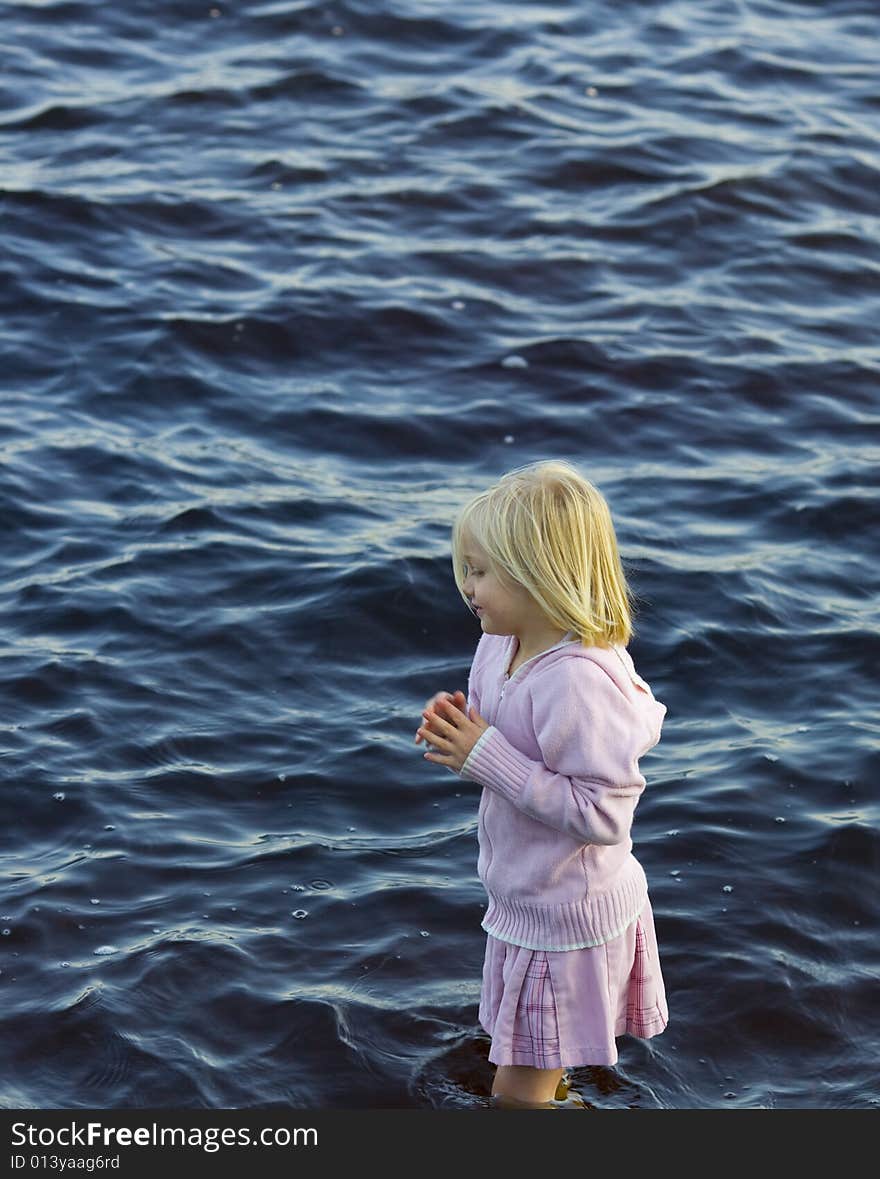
[491,1065,565,1108]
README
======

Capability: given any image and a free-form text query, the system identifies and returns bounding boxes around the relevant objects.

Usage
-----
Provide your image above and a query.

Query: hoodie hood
[561,641,667,749]
[496,632,667,750]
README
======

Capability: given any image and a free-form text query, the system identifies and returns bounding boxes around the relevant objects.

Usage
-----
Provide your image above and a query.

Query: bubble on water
[54,792,65,801]
[502,355,528,369]
[503,435,514,444]
[292,910,308,919]
[420,930,430,937]
[291,884,306,892]
[764,754,778,762]
[722,885,733,893]
[90,899,100,905]
[774,816,786,823]
[104,825,115,831]
[60,961,70,968]
[94,945,118,956]
[669,869,680,877]
[1,930,9,936]
[310,880,332,890]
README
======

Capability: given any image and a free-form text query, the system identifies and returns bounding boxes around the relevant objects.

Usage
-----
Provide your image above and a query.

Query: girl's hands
[417,695,490,774]
[414,690,466,744]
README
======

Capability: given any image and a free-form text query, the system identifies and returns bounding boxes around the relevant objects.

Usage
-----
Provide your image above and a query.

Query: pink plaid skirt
[479,899,668,1068]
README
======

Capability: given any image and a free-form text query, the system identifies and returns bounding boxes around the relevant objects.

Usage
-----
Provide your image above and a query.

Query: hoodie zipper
[499,632,576,701]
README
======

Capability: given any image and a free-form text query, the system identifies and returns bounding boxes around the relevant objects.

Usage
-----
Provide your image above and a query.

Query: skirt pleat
[479,899,668,1069]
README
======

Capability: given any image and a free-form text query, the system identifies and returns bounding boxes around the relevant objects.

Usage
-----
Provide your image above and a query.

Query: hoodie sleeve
[459,657,659,845]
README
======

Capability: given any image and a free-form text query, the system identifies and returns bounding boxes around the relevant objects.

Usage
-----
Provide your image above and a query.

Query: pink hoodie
[460,631,666,952]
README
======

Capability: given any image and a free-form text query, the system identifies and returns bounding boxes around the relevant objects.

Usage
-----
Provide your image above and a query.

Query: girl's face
[461,543,541,638]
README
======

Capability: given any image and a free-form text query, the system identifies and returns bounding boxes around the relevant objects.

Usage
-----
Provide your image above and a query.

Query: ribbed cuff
[459,726,534,802]
[459,725,497,780]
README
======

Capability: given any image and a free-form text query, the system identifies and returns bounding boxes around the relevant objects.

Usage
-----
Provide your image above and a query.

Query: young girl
[415,459,668,1108]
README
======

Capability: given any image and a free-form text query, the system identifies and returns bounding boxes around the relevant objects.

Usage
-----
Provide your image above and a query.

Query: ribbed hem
[480,856,649,951]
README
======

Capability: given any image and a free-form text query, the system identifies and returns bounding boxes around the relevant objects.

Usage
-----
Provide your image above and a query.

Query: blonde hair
[451,459,633,647]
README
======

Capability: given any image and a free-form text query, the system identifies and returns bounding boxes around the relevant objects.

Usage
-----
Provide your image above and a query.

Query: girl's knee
[491,1065,565,1107]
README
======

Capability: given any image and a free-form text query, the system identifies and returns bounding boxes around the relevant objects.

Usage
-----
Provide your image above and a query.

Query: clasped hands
[414,689,489,774]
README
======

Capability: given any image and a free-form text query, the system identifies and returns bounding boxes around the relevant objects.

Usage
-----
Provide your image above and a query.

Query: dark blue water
[1,0,878,1110]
